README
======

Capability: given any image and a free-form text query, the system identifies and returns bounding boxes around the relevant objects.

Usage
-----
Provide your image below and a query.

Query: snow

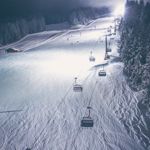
[0,31,61,52]
[0,17,146,149]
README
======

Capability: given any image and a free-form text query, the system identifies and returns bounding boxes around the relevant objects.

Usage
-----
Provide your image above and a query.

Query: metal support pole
[105,35,108,52]
[74,77,77,84]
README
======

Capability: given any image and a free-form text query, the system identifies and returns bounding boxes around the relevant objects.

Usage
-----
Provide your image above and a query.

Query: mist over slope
[0,7,110,46]
[68,7,110,25]
[45,7,110,24]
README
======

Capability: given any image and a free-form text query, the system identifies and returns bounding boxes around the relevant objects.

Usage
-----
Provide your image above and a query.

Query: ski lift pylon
[104,52,110,60]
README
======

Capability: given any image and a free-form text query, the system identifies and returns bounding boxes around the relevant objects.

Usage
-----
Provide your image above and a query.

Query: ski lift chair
[81,117,94,127]
[98,70,106,77]
[73,84,83,92]
[113,32,116,35]
[81,107,94,127]
[89,51,95,62]
[73,77,83,92]
[98,65,106,77]
[106,48,112,52]
[89,56,95,62]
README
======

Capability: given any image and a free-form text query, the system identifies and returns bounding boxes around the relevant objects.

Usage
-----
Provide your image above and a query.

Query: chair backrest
[73,84,83,92]
[81,117,94,127]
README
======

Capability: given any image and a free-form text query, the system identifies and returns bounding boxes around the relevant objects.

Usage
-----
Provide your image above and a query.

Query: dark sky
[35,0,125,11]
[0,0,125,18]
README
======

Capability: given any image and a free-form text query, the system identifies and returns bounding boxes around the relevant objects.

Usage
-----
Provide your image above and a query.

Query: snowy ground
[0,17,147,150]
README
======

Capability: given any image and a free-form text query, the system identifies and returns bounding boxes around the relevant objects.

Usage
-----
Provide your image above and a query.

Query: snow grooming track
[30,69,96,150]
[0,127,6,149]
[69,127,82,150]
[28,70,93,150]
[1,104,33,150]
[0,110,24,128]
[0,104,26,150]
[28,85,73,149]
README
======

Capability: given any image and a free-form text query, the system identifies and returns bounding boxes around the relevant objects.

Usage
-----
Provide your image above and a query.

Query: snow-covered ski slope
[0,17,146,150]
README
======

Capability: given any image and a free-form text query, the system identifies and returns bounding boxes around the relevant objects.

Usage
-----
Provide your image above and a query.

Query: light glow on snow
[33,53,89,78]
[113,2,125,17]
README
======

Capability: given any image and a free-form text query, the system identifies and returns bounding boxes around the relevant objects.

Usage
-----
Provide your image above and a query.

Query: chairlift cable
[81,68,98,118]
[62,72,96,150]
[30,73,84,149]
[70,73,98,146]
[88,80,98,107]
[64,73,97,149]
[29,70,93,149]
[29,87,74,149]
